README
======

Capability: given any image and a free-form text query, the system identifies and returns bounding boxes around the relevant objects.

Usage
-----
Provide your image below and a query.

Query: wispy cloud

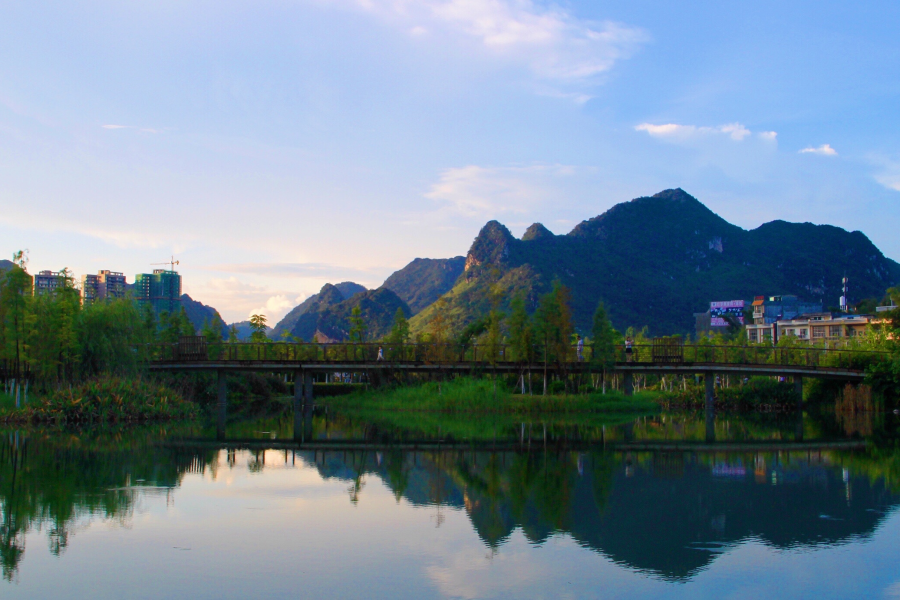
[205,261,385,280]
[799,143,837,156]
[870,156,900,192]
[425,164,580,217]
[635,122,759,142]
[325,0,648,88]
[101,124,161,133]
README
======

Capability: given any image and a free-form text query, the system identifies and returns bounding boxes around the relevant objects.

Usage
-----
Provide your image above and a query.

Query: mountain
[276,283,410,342]
[271,281,367,339]
[315,288,411,342]
[381,257,465,315]
[0,260,14,272]
[227,320,273,341]
[180,294,227,336]
[409,189,900,336]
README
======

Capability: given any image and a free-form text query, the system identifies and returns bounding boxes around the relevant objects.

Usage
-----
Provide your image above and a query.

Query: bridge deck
[148,359,866,380]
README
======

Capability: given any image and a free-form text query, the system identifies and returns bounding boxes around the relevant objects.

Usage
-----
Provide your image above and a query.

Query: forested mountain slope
[407,189,900,336]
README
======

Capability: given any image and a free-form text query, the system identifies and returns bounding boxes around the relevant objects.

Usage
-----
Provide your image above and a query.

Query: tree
[0,253,33,380]
[249,313,268,343]
[348,305,368,342]
[534,282,574,394]
[591,302,618,392]
[507,293,533,362]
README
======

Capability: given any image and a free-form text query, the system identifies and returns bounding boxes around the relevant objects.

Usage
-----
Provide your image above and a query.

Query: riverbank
[0,376,199,424]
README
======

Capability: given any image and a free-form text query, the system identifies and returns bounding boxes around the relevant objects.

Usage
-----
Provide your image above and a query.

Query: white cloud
[758,131,777,142]
[871,156,900,192]
[249,294,296,323]
[424,164,579,217]
[326,0,648,86]
[635,122,758,142]
[799,144,837,156]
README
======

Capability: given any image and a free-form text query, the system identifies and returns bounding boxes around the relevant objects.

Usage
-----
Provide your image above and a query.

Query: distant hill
[275,283,410,342]
[407,189,900,336]
[271,281,367,339]
[180,294,227,336]
[381,257,465,315]
[0,260,14,272]
[227,320,273,341]
[315,288,411,341]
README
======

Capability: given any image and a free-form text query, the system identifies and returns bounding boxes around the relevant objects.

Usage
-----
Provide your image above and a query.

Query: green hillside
[271,281,366,339]
[409,189,900,336]
[381,256,465,315]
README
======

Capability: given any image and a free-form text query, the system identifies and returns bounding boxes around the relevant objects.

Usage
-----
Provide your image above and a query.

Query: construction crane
[152,256,180,271]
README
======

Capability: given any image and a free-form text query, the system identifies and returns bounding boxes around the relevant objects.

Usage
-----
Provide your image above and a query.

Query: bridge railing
[146,340,884,370]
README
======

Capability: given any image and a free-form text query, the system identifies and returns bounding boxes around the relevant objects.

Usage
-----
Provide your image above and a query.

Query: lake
[1,409,898,599]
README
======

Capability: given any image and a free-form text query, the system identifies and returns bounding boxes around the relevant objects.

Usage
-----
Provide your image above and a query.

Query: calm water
[1,409,899,599]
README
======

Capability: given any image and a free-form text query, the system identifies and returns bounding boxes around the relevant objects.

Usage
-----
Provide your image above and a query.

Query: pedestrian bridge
[147,339,875,382]
[146,339,880,439]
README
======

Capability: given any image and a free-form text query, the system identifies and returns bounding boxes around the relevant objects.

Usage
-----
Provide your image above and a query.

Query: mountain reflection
[305,446,898,580]
[1,415,898,582]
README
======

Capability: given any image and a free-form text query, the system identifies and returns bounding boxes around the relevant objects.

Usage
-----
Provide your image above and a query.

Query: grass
[0,375,200,424]
[323,376,661,415]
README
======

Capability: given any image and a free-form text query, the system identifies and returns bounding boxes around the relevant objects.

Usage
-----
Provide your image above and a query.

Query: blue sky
[1,0,898,322]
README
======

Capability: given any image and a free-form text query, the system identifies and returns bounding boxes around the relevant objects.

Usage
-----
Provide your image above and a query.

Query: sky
[1,0,898,324]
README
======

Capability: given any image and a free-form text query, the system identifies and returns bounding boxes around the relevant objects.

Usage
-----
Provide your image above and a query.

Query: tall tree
[249,313,268,343]
[348,305,368,342]
[591,301,618,393]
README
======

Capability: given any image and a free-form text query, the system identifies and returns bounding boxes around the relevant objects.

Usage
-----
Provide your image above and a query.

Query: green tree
[591,301,618,392]
[348,305,368,342]
[249,313,268,343]
[0,252,33,379]
[534,282,574,394]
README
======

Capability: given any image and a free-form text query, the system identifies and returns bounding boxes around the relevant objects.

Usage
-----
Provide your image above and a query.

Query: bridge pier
[623,372,633,397]
[304,372,314,403]
[217,370,227,440]
[794,375,804,407]
[705,372,715,443]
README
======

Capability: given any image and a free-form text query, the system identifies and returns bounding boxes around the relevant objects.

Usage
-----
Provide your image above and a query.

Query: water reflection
[0,412,898,589]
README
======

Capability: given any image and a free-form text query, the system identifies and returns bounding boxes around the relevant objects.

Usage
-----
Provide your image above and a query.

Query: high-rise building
[81,273,101,303]
[81,270,127,304]
[33,270,67,295]
[134,269,182,314]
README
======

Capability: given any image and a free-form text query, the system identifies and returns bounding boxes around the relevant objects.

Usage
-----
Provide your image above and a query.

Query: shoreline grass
[0,375,200,424]
[322,377,662,415]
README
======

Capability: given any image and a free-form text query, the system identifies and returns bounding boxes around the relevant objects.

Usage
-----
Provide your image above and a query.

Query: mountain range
[259,189,900,338]
[404,189,900,335]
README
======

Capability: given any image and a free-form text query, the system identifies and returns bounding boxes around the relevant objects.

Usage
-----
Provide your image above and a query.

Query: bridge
[147,339,878,435]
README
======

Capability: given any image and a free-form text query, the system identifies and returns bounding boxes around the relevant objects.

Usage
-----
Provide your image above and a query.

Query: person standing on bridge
[625,337,633,363]
[576,335,584,361]
[377,346,384,361]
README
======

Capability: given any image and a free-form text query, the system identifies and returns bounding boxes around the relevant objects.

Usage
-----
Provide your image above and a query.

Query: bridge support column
[794,375,804,407]
[623,372,633,397]
[304,372,314,403]
[705,372,715,443]
[293,370,304,442]
[217,370,227,441]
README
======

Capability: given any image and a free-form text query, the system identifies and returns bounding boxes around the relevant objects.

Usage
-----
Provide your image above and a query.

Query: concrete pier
[705,373,715,443]
[217,370,227,440]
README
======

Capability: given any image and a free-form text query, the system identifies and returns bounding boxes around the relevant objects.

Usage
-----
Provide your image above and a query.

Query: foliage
[323,376,661,415]
[0,376,199,423]
[249,313,269,343]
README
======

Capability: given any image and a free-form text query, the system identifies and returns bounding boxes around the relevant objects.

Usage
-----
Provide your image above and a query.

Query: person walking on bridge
[625,337,633,363]
[377,346,384,361]
[576,335,584,361]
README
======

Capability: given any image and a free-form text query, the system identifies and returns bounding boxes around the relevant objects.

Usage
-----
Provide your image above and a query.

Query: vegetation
[322,376,661,416]
[0,376,198,423]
